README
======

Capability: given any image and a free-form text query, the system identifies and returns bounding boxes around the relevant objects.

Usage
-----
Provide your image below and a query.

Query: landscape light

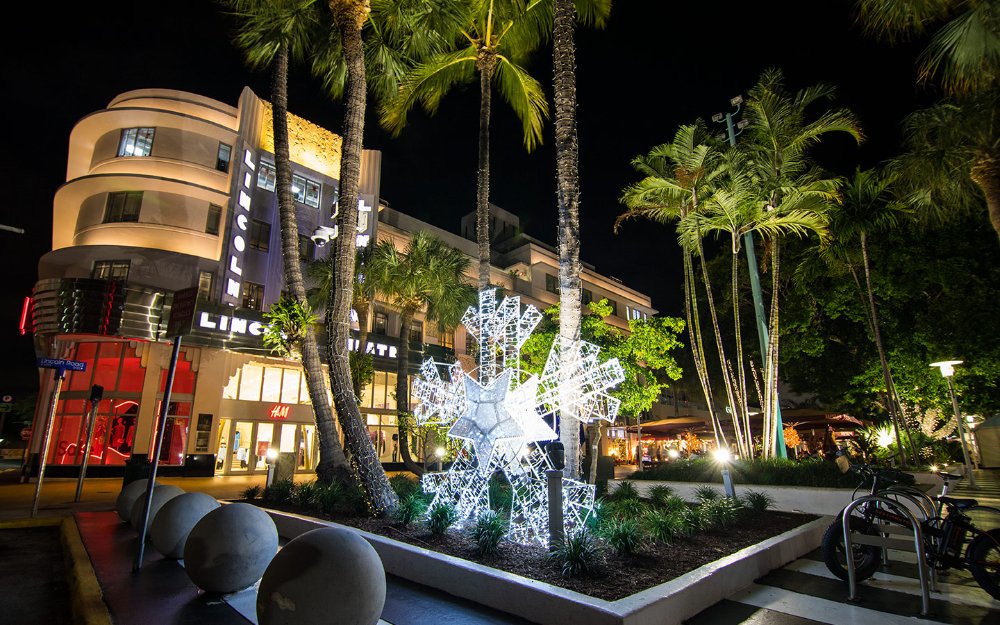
[713,448,732,464]
[930,360,963,377]
[667,449,680,460]
[713,447,736,498]
[730,95,743,106]
[435,446,446,459]
[711,112,724,123]
[931,359,976,486]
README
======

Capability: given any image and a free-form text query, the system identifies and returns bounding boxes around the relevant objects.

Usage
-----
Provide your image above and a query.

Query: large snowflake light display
[413,289,625,545]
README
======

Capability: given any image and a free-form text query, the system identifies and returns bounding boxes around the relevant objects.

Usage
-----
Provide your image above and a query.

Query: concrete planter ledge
[263,508,830,625]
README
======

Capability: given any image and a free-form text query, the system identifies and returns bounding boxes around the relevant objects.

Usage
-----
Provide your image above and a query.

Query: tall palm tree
[617,122,730,451]
[224,0,353,483]
[367,232,476,476]
[379,0,551,289]
[855,0,1000,95]
[740,69,860,456]
[552,0,610,479]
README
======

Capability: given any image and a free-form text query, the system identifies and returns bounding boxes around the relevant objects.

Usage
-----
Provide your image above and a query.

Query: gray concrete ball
[130,484,185,533]
[184,503,278,594]
[150,492,221,559]
[116,479,156,522]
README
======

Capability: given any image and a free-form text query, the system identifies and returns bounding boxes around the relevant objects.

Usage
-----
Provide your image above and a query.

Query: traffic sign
[166,287,200,338]
[20,427,31,441]
[37,358,87,371]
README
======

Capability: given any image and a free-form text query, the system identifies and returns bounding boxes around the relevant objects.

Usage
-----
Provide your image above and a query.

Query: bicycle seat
[937,495,978,509]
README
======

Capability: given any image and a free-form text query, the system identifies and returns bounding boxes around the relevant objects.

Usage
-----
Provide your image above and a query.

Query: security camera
[311,225,338,247]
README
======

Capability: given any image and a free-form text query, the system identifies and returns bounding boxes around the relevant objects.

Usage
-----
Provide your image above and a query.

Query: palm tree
[379,0,551,289]
[367,232,476,476]
[551,0,610,479]
[855,0,1000,95]
[740,69,860,456]
[224,0,354,483]
[617,122,730,451]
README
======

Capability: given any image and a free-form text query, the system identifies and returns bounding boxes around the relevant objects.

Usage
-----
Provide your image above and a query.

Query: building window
[582,289,593,305]
[216,143,232,172]
[117,127,155,157]
[257,161,276,192]
[242,281,264,311]
[373,311,388,335]
[292,174,321,208]
[104,191,142,223]
[197,271,214,301]
[440,329,454,349]
[607,298,619,316]
[545,274,559,294]
[92,260,130,281]
[249,219,271,252]
[206,204,222,235]
[298,234,315,261]
[409,320,423,344]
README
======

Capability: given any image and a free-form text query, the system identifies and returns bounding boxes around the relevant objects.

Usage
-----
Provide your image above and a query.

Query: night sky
[2,0,928,395]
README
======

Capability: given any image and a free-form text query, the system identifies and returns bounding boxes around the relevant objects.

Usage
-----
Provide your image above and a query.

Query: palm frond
[378,47,478,135]
[494,55,550,151]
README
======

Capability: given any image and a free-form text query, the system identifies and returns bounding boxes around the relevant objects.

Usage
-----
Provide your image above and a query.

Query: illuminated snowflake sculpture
[413,289,625,545]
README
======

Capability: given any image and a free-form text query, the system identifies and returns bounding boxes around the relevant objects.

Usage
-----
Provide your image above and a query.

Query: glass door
[229,421,254,473]
[252,423,274,472]
[215,419,231,475]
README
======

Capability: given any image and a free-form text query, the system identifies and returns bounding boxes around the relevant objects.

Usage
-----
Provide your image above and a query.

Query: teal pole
[724,110,786,458]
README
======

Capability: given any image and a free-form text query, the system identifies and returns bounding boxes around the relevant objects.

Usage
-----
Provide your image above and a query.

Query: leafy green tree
[366,231,477,476]
[224,0,353,483]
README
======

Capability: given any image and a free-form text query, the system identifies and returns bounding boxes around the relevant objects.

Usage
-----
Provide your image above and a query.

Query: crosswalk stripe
[730,583,945,625]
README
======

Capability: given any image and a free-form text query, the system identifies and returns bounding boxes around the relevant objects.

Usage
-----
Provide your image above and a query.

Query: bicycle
[822,462,1000,599]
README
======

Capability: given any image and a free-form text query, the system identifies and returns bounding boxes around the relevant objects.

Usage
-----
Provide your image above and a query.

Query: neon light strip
[19,296,30,335]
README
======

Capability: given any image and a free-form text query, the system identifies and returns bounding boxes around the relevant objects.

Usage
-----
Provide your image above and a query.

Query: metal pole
[133,337,182,572]
[947,377,976,488]
[74,396,101,503]
[721,464,736,498]
[31,369,65,517]
[546,469,564,551]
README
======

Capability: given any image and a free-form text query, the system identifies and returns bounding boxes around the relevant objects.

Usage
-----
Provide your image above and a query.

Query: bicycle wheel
[967,528,1000,600]
[822,515,881,581]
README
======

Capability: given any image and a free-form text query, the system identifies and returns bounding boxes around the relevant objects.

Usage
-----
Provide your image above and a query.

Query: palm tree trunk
[395,307,424,476]
[731,244,750,456]
[764,240,782,459]
[860,233,913,466]
[271,42,351,483]
[553,0,583,480]
[683,251,725,448]
[475,52,496,290]
[326,0,397,516]
[587,423,601,485]
[970,153,1000,244]
[352,294,372,397]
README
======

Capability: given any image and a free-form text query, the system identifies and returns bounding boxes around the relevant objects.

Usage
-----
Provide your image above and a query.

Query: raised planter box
[263,508,828,625]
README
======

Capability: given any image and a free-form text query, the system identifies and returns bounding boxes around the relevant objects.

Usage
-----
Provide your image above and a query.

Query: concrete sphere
[130,485,185,533]
[150,492,221,559]
[257,527,386,625]
[116,479,156,522]
[184,503,278,594]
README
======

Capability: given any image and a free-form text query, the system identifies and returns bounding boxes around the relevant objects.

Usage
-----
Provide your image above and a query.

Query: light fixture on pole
[930,360,976,488]
[713,448,737,498]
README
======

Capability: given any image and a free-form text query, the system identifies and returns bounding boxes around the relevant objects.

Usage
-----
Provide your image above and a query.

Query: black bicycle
[822,463,1000,599]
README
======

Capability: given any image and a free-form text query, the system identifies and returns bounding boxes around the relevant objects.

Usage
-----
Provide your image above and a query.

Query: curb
[0,517,112,625]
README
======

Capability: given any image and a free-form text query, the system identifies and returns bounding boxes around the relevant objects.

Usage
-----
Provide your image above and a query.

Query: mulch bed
[253,501,816,601]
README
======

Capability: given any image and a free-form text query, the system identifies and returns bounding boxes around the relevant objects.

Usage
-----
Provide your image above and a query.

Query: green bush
[263,478,294,504]
[643,508,688,543]
[488,473,513,513]
[657,495,688,514]
[606,497,649,521]
[471,510,507,556]
[699,498,743,530]
[694,485,721,502]
[741,489,775,513]
[552,529,600,577]
[343,483,369,515]
[292,481,318,509]
[389,474,422,498]
[241,485,263,501]
[632,457,860,488]
[394,492,428,527]
[614,480,640,501]
[427,502,458,536]
[647,485,675,508]
[313,480,343,515]
[599,517,643,556]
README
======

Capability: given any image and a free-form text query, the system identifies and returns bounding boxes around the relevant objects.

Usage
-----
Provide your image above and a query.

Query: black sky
[1,0,928,394]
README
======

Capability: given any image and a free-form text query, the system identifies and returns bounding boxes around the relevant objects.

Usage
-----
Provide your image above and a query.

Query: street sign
[37,358,86,372]
[166,287,200,338]
[20,427,31,441]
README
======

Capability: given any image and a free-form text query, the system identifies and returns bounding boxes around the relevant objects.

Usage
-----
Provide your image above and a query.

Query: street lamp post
[930,360,976,488]
[713,448,737,499]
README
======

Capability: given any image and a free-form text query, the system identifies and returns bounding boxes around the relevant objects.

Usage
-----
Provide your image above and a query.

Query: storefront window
[66,343,97,391]
[160,353,195,394]
[281,369,300,404]
[261,367,282,402]
[93,343,122,390]
[152,401,191,466]
[239,364,263,400]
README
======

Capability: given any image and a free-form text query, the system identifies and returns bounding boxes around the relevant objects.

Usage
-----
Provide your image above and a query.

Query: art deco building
[23,88,656,479]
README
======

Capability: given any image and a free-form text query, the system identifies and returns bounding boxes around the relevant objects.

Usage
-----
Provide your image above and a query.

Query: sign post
[134,287,197,572]
[32,358,87,517]
[74,384,104,503]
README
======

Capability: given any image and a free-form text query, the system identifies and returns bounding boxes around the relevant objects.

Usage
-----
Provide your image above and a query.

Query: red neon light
[268,404,290,420]
[19,296,30,336]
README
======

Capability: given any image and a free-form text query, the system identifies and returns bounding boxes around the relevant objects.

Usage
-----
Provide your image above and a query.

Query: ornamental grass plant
[632,457,860,488]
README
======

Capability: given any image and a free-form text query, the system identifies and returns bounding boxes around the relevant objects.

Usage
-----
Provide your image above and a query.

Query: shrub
[241,485,263,501]
[292,481,318,509]
[700,497,743,530]
[313,480,342,515]
[614,480,640,501]
[389,474,422,498]
[632,457,860,488]
[694,485,721,502]
[647,485,675,508]
[600,517,643,556]
[394,492,428,527]
[606,497,649,521]
[488,473,513,513]
[263,478,294,504]
[741,489,775,513]
[552,529,600,577]
[657,495,688,514]
[471,510,507,556]
[427,502,458,536]
[343,483,369,515]
[643,509,687,543]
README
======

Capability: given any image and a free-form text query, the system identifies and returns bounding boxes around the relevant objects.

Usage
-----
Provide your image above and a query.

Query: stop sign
[20,427,32,441]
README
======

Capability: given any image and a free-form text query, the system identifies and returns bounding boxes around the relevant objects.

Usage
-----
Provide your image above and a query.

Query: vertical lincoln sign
[222,147,257,306]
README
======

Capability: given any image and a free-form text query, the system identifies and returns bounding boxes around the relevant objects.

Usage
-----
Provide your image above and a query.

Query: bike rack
[843,494,932,616]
